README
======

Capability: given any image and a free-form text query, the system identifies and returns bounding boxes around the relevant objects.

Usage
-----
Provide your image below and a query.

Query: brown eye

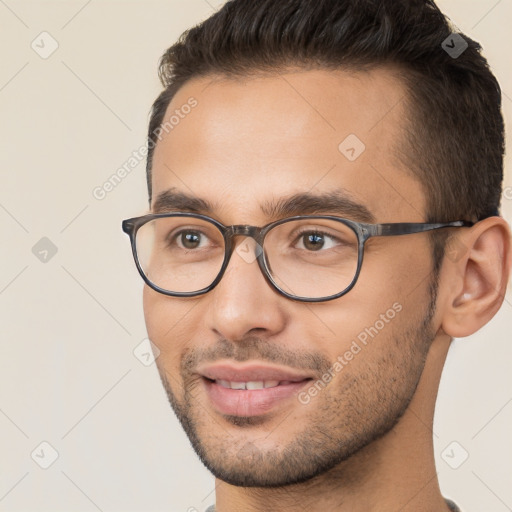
[302,233,325,251]
[178,231,203,249]
[295,230,341,252]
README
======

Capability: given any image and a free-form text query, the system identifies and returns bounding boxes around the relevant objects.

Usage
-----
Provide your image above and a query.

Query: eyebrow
[153,188,216,215]
[152,187,376,224]
[262,190,376,223]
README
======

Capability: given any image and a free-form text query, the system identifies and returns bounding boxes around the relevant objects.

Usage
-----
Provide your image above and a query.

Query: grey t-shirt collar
[205,498,461,511]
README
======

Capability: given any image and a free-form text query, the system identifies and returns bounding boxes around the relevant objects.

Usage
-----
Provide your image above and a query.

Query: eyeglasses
[122,212,474,303]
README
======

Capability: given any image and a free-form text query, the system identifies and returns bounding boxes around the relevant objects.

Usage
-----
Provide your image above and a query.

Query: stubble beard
[156,282,438,487]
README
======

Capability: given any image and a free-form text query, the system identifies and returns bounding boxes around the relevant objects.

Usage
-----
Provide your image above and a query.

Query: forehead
[151,67,426,224]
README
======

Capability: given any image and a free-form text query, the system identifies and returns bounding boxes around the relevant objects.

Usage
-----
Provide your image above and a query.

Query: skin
[143,68,511,512]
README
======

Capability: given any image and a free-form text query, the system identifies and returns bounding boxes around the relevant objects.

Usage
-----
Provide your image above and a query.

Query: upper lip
[197,362,314,382]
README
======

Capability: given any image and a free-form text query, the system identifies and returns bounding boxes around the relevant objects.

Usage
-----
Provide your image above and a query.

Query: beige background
[0,1,510,511]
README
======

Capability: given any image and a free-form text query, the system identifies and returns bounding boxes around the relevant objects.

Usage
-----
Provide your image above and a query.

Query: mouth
[198,362,314,417]
[212,379,302,390]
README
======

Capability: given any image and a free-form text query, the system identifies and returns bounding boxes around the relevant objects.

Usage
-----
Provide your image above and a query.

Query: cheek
[143,286,197,370]
[306,248,431,364]
[142,285,163,341]
[357,238,432,301]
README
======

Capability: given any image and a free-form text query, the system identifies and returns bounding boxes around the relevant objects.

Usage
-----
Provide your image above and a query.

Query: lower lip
[202,378,311,417]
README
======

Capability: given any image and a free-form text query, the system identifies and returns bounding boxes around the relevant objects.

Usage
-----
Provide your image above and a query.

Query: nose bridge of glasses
[228,224,263,242]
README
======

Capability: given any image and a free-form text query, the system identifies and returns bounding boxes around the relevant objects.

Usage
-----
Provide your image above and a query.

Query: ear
[439,216,511,338]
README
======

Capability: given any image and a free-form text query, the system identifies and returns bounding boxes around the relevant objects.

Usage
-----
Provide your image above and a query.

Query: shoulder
[446,498,461,511]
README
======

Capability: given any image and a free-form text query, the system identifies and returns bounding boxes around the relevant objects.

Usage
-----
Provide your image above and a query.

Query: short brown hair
[146,0,504,272]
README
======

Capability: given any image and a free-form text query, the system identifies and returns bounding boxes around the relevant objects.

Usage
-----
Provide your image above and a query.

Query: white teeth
[215,380,281,390]
[246,381,264,390]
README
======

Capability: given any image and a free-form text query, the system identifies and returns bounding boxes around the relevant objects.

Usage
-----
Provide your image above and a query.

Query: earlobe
[440,217,511,338]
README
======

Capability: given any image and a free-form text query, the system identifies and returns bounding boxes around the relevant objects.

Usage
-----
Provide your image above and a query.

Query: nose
[205,236,287,342]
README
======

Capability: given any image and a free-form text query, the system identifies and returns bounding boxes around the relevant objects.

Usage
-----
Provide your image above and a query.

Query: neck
[214,333,453,512]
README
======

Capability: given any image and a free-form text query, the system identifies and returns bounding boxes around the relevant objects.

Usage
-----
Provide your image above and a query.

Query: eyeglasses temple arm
[364,220,474,238]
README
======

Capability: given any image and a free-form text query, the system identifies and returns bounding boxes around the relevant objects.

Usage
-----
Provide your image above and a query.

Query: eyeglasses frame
[122,212,474,303]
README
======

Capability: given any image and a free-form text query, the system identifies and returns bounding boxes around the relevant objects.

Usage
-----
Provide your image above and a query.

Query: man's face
[144,68,439,486]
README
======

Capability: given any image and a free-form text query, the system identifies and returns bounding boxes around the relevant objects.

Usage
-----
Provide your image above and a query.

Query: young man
[122,1,511,510]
